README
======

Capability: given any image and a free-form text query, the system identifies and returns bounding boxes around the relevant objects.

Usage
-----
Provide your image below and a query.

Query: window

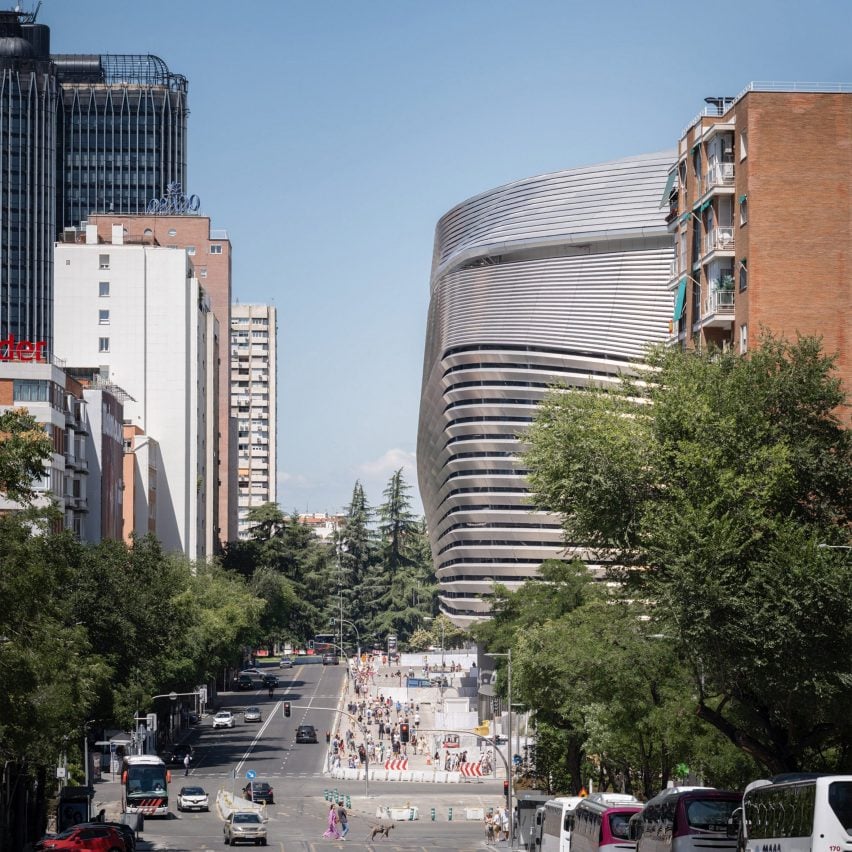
[210,244,222,254]
[98,309,110,325]
[99,281,110,297]
[13,379,49,402]
[739,323,748,354]
[739,258,748,292]
[199,267,208,278]
[99,337,110,353]
[186,245,196,255]
[65,259,71,266]
[740,130,748,160]
[98,254,110,270]
[739,195,748,226]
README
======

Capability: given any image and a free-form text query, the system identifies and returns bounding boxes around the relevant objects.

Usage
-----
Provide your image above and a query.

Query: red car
[36,824,126,851]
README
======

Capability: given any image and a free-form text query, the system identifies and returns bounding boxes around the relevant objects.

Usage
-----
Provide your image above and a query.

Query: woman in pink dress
[322,802,341,839]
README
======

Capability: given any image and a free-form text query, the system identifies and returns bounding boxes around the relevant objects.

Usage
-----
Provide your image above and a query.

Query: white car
[244,706,263,722]
[213,711,235,729]
[176,785,209,811]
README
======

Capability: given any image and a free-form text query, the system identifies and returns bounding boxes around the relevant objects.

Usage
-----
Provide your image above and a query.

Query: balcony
[702,226,735,258]
[700,288,735,328]
[704,162,735,192]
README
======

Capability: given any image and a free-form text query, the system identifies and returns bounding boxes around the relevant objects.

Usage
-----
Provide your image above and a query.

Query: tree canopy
[524,336,852,773]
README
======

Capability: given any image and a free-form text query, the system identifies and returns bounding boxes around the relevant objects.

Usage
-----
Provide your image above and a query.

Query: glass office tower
[0,11,57,352]
[55,53,188,231]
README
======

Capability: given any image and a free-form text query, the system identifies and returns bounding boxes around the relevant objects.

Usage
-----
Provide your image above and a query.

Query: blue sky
[46,0,851,517]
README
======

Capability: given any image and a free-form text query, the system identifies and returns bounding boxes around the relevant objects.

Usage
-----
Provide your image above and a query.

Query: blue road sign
[246,769,257,780]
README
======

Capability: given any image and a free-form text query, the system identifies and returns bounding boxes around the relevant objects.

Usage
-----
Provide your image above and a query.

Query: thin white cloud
[356,448,416,478]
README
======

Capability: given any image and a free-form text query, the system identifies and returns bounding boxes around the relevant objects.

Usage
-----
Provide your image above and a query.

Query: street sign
[246,769,257,780]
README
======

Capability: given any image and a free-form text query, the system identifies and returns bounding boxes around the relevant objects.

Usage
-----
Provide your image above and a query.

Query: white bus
[541,796,584,852]
[122,754,171,816]
[740,774,852,852]
[635,787,740,852]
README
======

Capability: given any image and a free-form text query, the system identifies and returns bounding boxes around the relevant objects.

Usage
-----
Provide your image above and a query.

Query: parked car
[278,658,293,669]
[168,743,193,765]
[176,785,209,811]
[261,674,279,688]
[244,706,263,722]
[321,653,339,665]
[243,780,274,804]
[213,711,236,729]
[36,824,127,851]
[295,724,318,743]
[223,811,267,846]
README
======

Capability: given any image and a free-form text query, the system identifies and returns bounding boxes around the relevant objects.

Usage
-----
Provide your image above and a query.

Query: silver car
[224,811,267,846]
[244,706,262,723]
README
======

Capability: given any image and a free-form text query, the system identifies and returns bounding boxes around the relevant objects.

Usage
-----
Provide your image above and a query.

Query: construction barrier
[383,758,409,770]
[459,762,484,777]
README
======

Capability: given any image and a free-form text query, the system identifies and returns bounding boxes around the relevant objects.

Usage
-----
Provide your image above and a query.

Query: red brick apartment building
[665,83,850,404]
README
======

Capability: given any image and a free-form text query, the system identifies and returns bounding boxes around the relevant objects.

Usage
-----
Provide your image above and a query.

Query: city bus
[541,796,583,852]
[739,774,851,852]
[635,787,740,852]
[572,794,642,852]
[122,755,171,816]
[312,633,335,654]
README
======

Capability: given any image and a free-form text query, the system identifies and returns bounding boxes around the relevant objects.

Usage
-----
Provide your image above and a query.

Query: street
[123,660,502,850]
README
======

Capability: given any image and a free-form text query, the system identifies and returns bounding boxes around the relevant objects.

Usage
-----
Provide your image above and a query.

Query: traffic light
[503,780,509,805]
[400,723,409,743]
[283,702,291,717]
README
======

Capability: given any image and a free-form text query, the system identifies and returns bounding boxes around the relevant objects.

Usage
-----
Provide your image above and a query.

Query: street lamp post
[489,650,513,848]
[332,617,361,661]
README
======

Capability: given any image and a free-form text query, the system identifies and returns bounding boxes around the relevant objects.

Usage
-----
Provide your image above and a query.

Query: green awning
[679,212,691,224]
[659,170,678,208]
[738,194,748,203]
[673,278,687,321]
[691,143,699,153]
[699,199,712,212]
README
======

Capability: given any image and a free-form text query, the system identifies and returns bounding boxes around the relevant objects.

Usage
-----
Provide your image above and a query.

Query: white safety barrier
[399,771,412,782]
[433,770,447,783]
[390,806,419,821]
[447,771,461,783]
[466,808,485,820]
[386,769,401,781]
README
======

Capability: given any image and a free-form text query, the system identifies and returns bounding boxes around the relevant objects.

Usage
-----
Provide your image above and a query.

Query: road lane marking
[234,700,281,776]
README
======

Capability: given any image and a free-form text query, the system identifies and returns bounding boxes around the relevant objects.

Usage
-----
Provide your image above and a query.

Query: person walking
[337,800,350,839]
[322,802,341,839]
[183,753,191,776]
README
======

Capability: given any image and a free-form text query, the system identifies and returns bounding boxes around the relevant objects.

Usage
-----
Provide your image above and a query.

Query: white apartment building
[230,304,277,538]
[54,224,218,559]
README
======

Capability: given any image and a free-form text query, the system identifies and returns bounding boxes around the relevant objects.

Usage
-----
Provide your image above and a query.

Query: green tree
[0,408,52,503]
[377,469,419,572]
[336,481,377,638]
[526,336,852,773]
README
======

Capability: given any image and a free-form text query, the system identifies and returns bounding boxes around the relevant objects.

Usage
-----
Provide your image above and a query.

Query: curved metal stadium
[417,150,676,626]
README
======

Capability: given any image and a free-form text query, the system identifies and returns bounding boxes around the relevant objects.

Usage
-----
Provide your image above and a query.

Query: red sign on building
[0,335,47,362]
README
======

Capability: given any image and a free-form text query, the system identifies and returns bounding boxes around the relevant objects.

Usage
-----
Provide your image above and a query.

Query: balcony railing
[703,226,735,255]
[702,288,735,318]
[704,162,735,191]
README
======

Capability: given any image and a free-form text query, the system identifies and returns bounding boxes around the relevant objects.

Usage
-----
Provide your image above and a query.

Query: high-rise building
[54,53,187,231]
[667,83,850,400]
[0,10,57,353]
[230,304,277,538]
[86,211,237,547]
[54,224,217,559]
[417,153,674,626]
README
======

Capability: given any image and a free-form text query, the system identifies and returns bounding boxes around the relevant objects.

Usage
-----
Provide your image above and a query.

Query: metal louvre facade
[417,152,675,626]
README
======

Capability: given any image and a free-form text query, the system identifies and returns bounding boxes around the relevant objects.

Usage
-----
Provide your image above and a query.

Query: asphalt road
[137,660,498,850]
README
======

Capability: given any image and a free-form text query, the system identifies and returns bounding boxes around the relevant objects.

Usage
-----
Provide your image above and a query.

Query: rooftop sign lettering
[146,181,200,215]
[0,335,47,362]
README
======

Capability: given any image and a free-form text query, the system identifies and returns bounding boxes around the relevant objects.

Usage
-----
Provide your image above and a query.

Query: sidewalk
[327,654,504,784]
